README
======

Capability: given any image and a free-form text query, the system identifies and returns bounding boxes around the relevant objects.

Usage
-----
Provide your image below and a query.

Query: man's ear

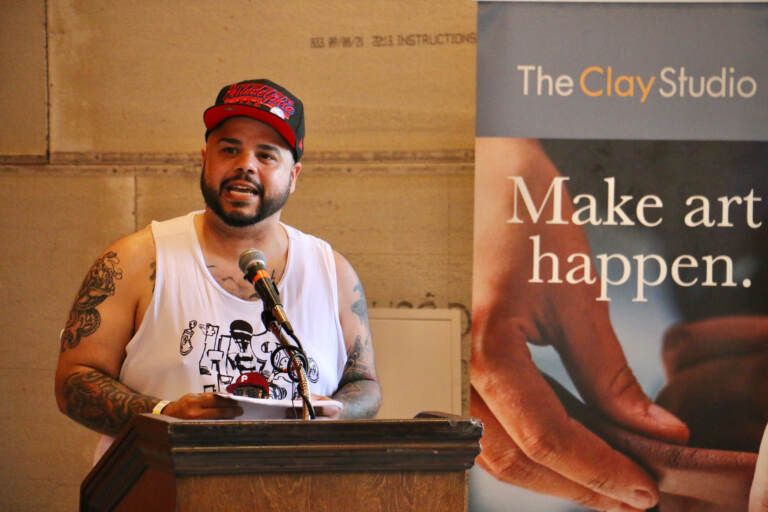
[201,146,206,162]
[289,162,302,194]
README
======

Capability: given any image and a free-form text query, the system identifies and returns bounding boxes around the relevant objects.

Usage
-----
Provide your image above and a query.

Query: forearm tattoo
[335,380,380,419]
[60,252,123,352]
[63,369,156,436]
[336,335,380,419]
[338,335,373,387]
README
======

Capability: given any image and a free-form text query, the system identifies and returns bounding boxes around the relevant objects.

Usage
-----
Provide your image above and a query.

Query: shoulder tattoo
[60,251,123,352]
[351,282,369,328]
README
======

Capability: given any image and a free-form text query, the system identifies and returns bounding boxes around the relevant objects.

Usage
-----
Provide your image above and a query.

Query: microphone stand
[261,309,315,420]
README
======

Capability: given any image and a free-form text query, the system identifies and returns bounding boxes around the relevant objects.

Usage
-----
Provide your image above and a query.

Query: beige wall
[0,2,475,510]
[48,1,475,156]
[0,2,47,158]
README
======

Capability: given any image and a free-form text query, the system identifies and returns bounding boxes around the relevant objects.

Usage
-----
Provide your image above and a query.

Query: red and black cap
[203,79,305,161]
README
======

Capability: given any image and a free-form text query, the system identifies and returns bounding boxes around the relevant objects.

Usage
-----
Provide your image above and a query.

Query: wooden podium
[80,412,482,511]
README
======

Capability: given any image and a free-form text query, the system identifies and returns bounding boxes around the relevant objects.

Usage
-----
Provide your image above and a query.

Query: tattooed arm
[329,251,381,419]
[54,228,159,435]
[55,228,240,436]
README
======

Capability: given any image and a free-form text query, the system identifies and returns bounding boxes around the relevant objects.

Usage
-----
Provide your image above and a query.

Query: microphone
[238,249,294,335]
[238,248,315,420]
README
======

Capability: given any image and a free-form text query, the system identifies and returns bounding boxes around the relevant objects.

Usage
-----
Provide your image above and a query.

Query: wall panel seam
[43,0,50,164]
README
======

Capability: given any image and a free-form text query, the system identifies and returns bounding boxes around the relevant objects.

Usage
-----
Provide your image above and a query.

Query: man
[55,79,381,459]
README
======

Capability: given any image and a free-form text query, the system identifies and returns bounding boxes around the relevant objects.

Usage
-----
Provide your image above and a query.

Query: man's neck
[196,209,289,282]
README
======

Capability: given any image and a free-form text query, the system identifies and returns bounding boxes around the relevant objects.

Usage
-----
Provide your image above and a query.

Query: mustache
[221,174,264,195]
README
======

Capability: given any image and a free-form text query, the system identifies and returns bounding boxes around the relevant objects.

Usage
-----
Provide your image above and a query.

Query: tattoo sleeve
[63,369,158,436]
[333,281,381,419]
[60,252,123,352]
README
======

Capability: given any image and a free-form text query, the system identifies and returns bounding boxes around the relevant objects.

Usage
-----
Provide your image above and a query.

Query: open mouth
[226,184,259,195]
[222,179,263,197]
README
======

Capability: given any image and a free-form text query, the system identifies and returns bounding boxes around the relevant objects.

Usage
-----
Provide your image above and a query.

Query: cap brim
[203,104,296,148]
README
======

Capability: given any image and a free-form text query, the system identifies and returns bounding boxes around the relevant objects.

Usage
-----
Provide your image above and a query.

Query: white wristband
[152,400,171,415]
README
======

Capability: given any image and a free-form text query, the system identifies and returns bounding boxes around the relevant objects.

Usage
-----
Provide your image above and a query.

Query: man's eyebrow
[217,137,242,145]
[256,143,281,152]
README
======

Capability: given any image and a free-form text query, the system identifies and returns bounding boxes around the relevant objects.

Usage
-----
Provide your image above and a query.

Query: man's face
[200,117,301,227]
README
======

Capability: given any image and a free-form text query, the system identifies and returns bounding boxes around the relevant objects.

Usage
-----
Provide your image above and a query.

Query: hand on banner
[656,316,768,510]
[751,423,768,512]
[471,138,689,511]
[657,316,768,452]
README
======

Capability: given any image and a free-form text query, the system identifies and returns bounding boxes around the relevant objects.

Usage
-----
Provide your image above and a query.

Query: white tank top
[94,212,346,461]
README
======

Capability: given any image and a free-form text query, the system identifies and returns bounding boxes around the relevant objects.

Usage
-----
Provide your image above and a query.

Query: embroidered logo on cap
[223,83,296,119]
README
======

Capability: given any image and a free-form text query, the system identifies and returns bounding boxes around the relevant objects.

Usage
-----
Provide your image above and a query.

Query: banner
[471,3,767,511]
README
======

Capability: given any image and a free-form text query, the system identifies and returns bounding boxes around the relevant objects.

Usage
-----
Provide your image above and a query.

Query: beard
[200,165,291,227]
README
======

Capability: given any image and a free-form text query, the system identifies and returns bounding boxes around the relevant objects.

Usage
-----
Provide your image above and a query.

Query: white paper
[216,392,344,420]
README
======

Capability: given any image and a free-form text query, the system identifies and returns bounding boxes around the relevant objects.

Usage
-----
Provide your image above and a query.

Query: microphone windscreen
[238,248,267,273]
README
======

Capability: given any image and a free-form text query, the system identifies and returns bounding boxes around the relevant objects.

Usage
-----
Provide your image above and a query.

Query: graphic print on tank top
[180,318,319,399]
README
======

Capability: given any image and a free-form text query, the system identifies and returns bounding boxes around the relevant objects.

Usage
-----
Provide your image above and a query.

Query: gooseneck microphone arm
[239,249,315,420]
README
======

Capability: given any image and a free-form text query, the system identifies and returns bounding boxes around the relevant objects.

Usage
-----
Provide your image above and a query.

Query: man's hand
[285,393,343,420]
[162,393,243,419]
[472,138,689,511]
[58,366,244,435]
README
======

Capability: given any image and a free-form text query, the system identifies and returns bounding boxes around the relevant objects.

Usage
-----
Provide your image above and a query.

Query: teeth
[228,185,255,194]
